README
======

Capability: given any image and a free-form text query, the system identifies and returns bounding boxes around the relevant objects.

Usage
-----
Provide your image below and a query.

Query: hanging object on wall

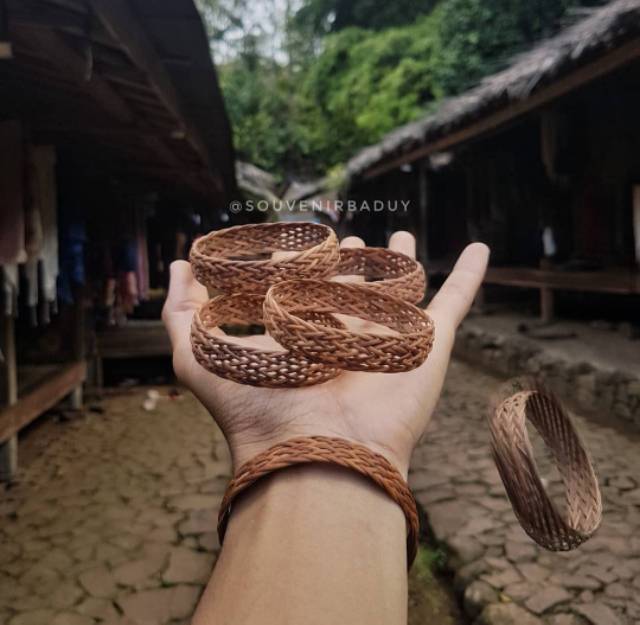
[0,0,12,60]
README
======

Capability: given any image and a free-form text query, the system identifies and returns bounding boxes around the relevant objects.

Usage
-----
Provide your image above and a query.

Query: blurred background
[0,1,639,624]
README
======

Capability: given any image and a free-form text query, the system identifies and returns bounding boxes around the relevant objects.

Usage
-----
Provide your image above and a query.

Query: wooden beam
[7,0,87,31]
[89,0,212,169]
[15,25,134,122]
[0,362,86,443]
[122,88,169,107]
[101,68,155,93]
[417,161,429,264]
[40,0,87,13]
[34,121,162,138]
[0,314,18,480]
[363,38,640,181]
[485,267,640,295]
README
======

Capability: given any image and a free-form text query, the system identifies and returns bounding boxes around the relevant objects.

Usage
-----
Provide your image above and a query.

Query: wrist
[225,462,408,561]
[201,464,408,625]
[229,429,412,479]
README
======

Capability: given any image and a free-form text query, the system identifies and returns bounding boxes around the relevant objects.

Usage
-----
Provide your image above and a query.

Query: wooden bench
[1,295,87,481]
[95,320,173,388]
[0,361,86,445]
[484,267,640,322]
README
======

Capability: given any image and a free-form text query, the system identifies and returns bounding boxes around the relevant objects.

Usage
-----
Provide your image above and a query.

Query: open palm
[163,231,489,476]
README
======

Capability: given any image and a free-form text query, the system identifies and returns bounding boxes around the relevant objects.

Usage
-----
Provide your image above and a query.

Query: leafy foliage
[295,16,442,167]
[199,0,603,176]
[431,0,580,95]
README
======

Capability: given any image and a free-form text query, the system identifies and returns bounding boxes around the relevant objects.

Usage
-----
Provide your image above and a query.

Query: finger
[427,243,489,330]
[162,260,208,348]
[340,236,365,249]
[388,231,416,260]
[164,261,208,313]
[335,235,365,287]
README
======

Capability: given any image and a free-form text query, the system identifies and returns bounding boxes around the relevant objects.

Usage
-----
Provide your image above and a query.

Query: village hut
[345,0,640,323]
[0,0,237,479]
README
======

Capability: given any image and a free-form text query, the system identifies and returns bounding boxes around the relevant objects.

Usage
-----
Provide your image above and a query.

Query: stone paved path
[0,389,230,625]
[411,360,640,625]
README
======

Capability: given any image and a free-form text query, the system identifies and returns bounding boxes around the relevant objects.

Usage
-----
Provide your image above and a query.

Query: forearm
[193,464,408,625]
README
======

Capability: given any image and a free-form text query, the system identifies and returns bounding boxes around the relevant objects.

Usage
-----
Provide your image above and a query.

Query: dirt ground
[1,383,467,625]
[412,359,640,625]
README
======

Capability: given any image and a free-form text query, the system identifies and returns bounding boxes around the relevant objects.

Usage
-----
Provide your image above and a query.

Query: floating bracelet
[189,222,340,293]
[335,247,426,304]
[488,383,602,550]
[217,436,420,567]
[263,279,434,372]
[191,293,345,387]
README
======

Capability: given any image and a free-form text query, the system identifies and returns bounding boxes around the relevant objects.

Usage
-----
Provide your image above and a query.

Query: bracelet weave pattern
[263,279,434,372]
[190,222,340,294]
[217,436,420,567]
[335,247,426,304]
[191,293,345,387]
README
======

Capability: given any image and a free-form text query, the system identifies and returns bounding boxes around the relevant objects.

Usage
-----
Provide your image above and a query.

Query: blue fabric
[57,213,86,305]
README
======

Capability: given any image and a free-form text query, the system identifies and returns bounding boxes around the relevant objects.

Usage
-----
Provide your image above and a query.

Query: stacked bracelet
[191,293,345,387]
[335,247,426,304]
[189,222,340,294]
[263,279,434,372]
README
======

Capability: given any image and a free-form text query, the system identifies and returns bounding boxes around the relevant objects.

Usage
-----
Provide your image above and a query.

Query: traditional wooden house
[345,0,640,323]
[0,0,237,479]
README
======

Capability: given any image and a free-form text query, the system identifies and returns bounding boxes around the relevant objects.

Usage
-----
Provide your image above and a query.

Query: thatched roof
[347,0,640,182]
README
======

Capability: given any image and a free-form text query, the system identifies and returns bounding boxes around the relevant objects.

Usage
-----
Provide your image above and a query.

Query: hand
[162,231,489,476]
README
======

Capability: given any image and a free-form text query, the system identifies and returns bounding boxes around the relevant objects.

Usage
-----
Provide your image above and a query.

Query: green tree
[293,0,438,34]
[296,15,441,167]
[199,0,605,177]
[431,0,584,95]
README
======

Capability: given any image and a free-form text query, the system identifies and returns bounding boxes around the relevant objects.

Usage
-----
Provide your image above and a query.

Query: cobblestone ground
[411,360,640,625]
[0,389,230,625]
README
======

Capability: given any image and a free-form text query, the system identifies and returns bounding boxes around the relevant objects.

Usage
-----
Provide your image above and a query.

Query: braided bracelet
[263,279,435,372]
[190,222,340,293]
[488,383,602,550]
[217,436,420,567]
[335,247,426,304]
[191,293,345,387]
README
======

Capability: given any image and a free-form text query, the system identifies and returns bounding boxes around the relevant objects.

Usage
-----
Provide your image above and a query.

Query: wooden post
[0,0,12,60]
[473,285,487,314]
[540,287,555,324]
[633,185,640,266]
[0,314,18,481]
[417,161,429,265]
[70,287,85,409]
[539,258,555,323]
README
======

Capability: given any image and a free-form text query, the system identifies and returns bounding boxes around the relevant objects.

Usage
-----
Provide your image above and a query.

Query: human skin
[162,231,489,625]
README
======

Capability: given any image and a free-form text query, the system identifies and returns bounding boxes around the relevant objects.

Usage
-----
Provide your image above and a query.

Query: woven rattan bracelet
[190,222,340,293]
[191,293,345,387]
[217,436,420,566]
[263,279,435,372]
[488,384,602,550]
[335,247,426,304]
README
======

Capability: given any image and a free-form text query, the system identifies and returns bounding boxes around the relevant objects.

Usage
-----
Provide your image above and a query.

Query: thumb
[162,260,209,349]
